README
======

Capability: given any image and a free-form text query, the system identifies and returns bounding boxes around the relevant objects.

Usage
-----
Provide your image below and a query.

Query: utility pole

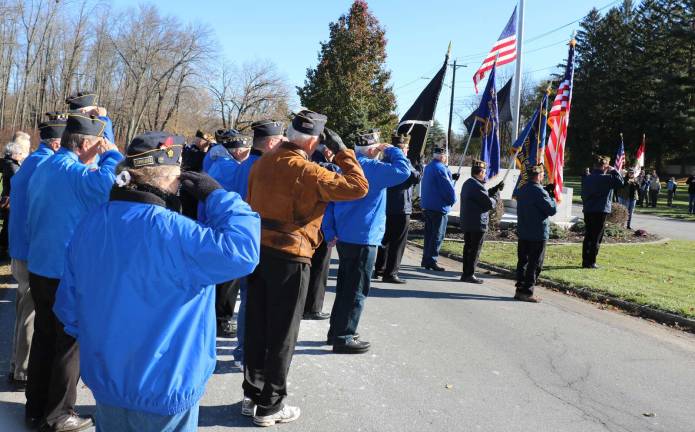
[447,60,467,154]
[512,0,525,141]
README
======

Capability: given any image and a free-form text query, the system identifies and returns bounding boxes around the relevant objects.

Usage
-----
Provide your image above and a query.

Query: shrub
[604,222,630,240]
[607,202,629,226]
[570,220,585,234]
[549,222,567,240]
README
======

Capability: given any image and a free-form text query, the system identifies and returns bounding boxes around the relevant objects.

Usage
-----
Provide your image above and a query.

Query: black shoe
[372,271,383,280]
[217,318,236,338]
[582,263,599,269]
[333,338,371,354]
[326,333,359,345]
[382,275,406,284]
[514,292,541,303]
[25,415,42,430]
[42,413,93,432]
[423,263,445,271]
[303,312,330,320]
[460,275,484,284]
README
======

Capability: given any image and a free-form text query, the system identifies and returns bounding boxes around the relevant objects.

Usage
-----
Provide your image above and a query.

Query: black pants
[0,208,9,253]
[305,238,330,315]
[243,252,309,416]
[462,231,486,277]
[516,240,547,294]
[375,214,410,278]
[582,212,607,267]
[215,279,240,320]
[649,190,659,207]
[26,273,79,425]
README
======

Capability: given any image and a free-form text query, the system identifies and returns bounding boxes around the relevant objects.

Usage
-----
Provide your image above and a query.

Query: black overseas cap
[291,110,327,137]
[66,92,97,110]
[195,129,214,142]
[251,120,284,138]
[472,159,487,169]
[65,114,107,137]
[39,115,68,140]
[126,131,184,168]
[391,133,410,146]
[433,147,447,155]
[529,164,544,174]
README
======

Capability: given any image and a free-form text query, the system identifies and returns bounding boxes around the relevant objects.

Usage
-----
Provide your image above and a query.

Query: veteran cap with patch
[195,129,214,142]
[529,164,545,174]
[66,92,97,110]
[594,154,611,165]
[65,114,107,137]
[433,147,448,156]
[215,129,250,149]
[126,131,184,168]
[291,110,327,137]
[391,133,410,146]
[357,129,380,147]
[472,159,487,169]
[252,120,284,138]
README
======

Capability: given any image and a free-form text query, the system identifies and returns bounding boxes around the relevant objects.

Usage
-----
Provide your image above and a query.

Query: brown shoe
[514,293,541,303]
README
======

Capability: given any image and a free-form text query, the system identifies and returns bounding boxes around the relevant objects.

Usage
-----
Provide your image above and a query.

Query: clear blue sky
[112,0,621,133]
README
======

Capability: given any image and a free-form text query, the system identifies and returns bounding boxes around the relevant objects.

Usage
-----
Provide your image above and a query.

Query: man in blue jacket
[7,114,66,390]
[581,155,624,269]
[459,160,504,284]
[203,129,250,173]
[420,147,457,271]
[54,131,260,431]
[324,131,411,354]
[25,114,122,431]
[515,164,557,302]
[374,133,421,284]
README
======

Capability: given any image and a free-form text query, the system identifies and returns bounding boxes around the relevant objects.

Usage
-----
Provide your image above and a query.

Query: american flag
[473,7,517,93]
[544,40,576,202]
[615,134,626,171]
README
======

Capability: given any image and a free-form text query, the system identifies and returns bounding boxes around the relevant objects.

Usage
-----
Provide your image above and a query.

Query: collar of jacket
[109,186,182,213]
[279,141,308,160]
[250,148,263,157]
[57,147,79,161]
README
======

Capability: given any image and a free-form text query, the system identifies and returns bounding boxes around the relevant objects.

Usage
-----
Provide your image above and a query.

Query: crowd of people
[0,89,688,431]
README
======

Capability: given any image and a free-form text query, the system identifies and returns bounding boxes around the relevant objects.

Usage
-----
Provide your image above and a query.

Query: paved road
[572,204,695,240]
[1,248,695,431]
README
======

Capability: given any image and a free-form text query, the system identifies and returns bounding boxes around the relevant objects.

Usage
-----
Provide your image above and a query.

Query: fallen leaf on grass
[642,412,655,417]
[444,384,453,389]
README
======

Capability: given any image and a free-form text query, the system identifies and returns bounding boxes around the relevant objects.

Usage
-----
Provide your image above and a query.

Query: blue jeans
[690,194,695,213]
[618,198,636,227]
[233,278,247,364]
[328,242,377,344]
[96,402,199,432]
[421,210,448,267]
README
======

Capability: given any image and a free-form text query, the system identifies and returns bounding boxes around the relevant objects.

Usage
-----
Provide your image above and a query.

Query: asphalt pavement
[1,247,695,432]
[572,204,695,240]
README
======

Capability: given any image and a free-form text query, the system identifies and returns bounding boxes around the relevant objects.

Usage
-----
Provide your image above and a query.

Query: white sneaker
[241,397,256,417]
[253,405,301,427]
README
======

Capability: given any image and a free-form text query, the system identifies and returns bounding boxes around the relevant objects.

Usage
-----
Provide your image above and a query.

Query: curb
[407,240,695,334]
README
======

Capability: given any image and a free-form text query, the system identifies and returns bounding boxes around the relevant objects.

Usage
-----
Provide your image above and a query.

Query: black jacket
[386,166,421,215]
[1,156,20,198]
[459,177,497,232]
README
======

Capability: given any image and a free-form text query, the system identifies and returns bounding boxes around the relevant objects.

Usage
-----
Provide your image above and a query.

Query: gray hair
[5,140,30,159]
[61,132,99,152]
[286,123,318,147]
[115,161,180,191]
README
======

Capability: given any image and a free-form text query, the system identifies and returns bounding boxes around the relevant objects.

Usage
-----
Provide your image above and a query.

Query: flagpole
[455,118,477,178]
[511,0,525,142]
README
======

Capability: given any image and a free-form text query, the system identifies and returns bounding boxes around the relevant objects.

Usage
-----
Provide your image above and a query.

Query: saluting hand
[179,171,223,201]
[321,128,347,154]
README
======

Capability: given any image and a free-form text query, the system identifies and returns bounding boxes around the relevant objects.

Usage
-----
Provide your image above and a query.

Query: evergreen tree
[297,0,397,144]
[425,120,446,155]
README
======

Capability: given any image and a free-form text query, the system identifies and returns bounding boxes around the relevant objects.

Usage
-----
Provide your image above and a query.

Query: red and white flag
[544,40,576,202]
[634,134,646,176]
[472,7,517,93]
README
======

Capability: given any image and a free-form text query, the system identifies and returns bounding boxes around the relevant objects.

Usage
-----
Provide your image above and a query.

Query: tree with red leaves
[298,0,397,144]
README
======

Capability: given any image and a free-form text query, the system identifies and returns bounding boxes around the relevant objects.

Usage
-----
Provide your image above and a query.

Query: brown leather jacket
[247,142,368,262]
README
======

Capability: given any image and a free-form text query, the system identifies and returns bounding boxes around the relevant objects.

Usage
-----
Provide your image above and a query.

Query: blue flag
[512,93,549,197]
[475,64,500,180]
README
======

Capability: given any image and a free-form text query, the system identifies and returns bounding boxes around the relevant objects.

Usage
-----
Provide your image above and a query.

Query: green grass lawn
[426,239,695,318]
[565,175,695,221]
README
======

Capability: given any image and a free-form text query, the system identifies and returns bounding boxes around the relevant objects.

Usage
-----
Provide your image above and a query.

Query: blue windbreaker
[227,150,262,200]
[323,147,410,246]
[202,145,238,173]
[421,159,457,214]
[99,116,115,144]
[26,148,123,278]
[54,189,260,416]
[8,143,55,260]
